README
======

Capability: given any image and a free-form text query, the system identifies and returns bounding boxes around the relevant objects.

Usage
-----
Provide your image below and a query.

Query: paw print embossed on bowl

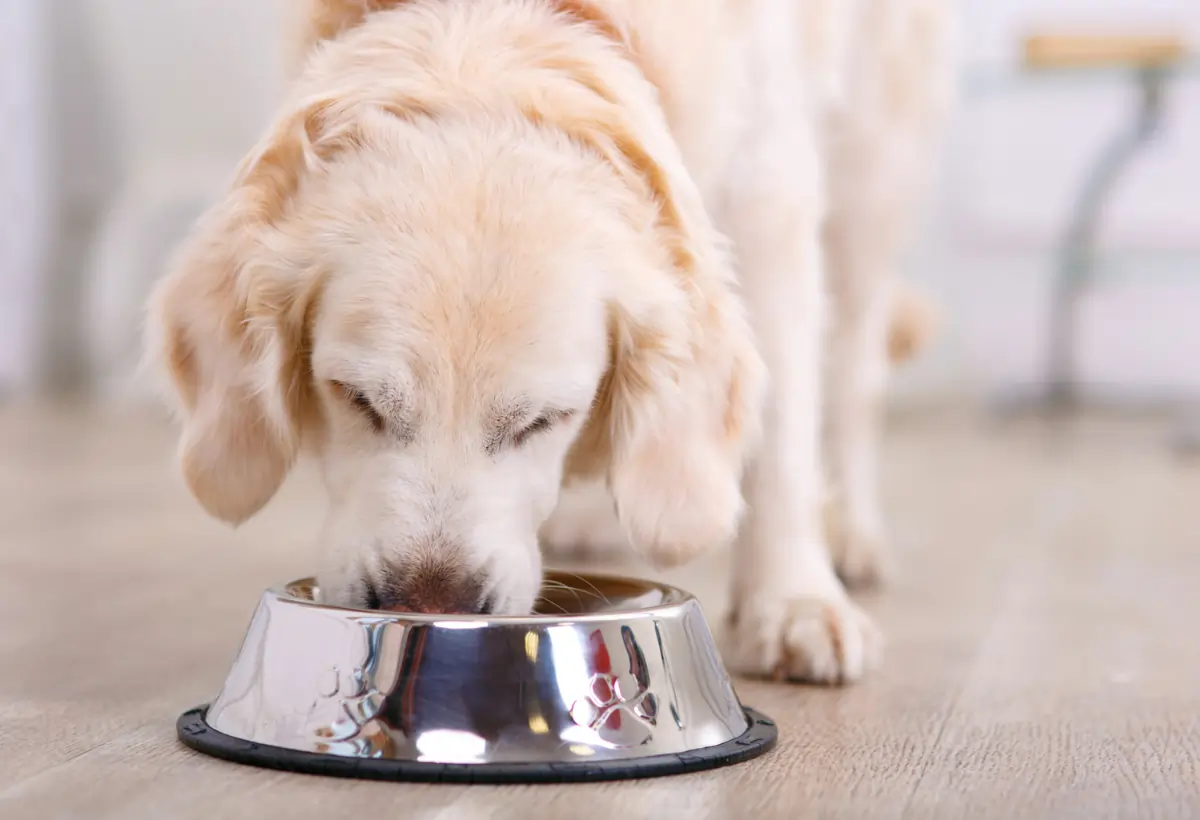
[568,624,662,748]
[313,664,387,743]
[568,671,660,747]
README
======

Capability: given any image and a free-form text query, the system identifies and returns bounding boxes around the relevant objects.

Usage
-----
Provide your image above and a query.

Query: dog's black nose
[367,561,490,615]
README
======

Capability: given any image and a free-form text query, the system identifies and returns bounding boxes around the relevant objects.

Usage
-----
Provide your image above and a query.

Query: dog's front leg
[822,208,905,590]
[718,120,880,686]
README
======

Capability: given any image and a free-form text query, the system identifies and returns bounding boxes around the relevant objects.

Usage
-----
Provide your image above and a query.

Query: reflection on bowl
[178,572,777,783]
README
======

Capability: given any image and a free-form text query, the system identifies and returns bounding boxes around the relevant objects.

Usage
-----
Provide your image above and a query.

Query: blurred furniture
[1026,35,1191,414]
[1022,34,1187,72]
[979,33,1196,416]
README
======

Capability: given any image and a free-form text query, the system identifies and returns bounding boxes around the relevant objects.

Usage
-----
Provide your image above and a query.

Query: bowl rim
[268,570,701,626]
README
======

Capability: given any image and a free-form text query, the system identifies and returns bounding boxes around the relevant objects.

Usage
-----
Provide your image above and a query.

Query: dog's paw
[540,480,629,560]
[829,522,894,590]
[723,593,882,685]
[824,499,894,589]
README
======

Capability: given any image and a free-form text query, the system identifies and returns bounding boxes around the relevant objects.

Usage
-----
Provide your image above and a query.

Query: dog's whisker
[541,577,605,600]
[537,577,595,612]
[554,572,612,606]
[534,595,569,615]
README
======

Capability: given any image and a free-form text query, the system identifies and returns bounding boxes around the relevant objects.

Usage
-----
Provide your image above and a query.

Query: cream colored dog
[147,0,953,683]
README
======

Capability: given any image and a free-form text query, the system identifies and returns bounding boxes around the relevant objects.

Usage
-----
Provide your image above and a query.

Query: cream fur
[147,0,954,682]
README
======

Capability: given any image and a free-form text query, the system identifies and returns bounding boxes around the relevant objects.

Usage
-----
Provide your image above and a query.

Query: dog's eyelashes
[331,381,386,432]
[512,409,575,448]
[513,415,554,446]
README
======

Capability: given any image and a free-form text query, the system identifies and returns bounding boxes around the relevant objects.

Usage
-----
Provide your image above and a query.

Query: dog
[146,0,954,684]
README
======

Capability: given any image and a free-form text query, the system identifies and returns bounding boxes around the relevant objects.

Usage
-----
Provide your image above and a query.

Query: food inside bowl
[286,572,682,616]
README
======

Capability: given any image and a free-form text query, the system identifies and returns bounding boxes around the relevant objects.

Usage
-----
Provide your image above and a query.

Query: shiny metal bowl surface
[178,572,776,783]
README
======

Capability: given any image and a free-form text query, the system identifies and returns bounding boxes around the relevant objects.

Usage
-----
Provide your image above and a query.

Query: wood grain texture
[1,403,1198,819]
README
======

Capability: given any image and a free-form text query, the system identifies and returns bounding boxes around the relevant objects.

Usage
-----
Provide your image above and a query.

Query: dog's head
[147,31,764,615]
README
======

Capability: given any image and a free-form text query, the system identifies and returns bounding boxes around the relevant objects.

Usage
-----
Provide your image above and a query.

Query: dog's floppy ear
[552,67,768,568]
[145,103,338,525]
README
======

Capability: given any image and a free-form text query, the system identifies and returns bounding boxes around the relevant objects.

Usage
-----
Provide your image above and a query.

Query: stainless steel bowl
[178,572,776,783]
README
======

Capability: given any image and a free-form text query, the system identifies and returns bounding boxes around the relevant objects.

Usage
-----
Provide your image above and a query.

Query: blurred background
[1,0,1197,417]
[2,3,1199,815]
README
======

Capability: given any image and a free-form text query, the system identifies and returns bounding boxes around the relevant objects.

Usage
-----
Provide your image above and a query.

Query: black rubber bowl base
[177,705,777,784]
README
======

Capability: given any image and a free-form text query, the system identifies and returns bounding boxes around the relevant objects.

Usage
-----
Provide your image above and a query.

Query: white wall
[0,1,49,391]
[2,0,1197,402]
[6,0,285,392]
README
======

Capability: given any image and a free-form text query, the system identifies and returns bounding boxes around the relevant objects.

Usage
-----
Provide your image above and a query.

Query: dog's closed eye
[513,411,572,446]
[331,381,386,432]
[490,408,576,454]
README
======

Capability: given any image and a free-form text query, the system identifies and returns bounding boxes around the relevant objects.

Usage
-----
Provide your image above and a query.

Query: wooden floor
[2,403,1198,819]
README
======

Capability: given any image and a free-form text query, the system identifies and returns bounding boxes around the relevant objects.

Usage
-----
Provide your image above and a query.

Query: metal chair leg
[992,67,1171,422]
